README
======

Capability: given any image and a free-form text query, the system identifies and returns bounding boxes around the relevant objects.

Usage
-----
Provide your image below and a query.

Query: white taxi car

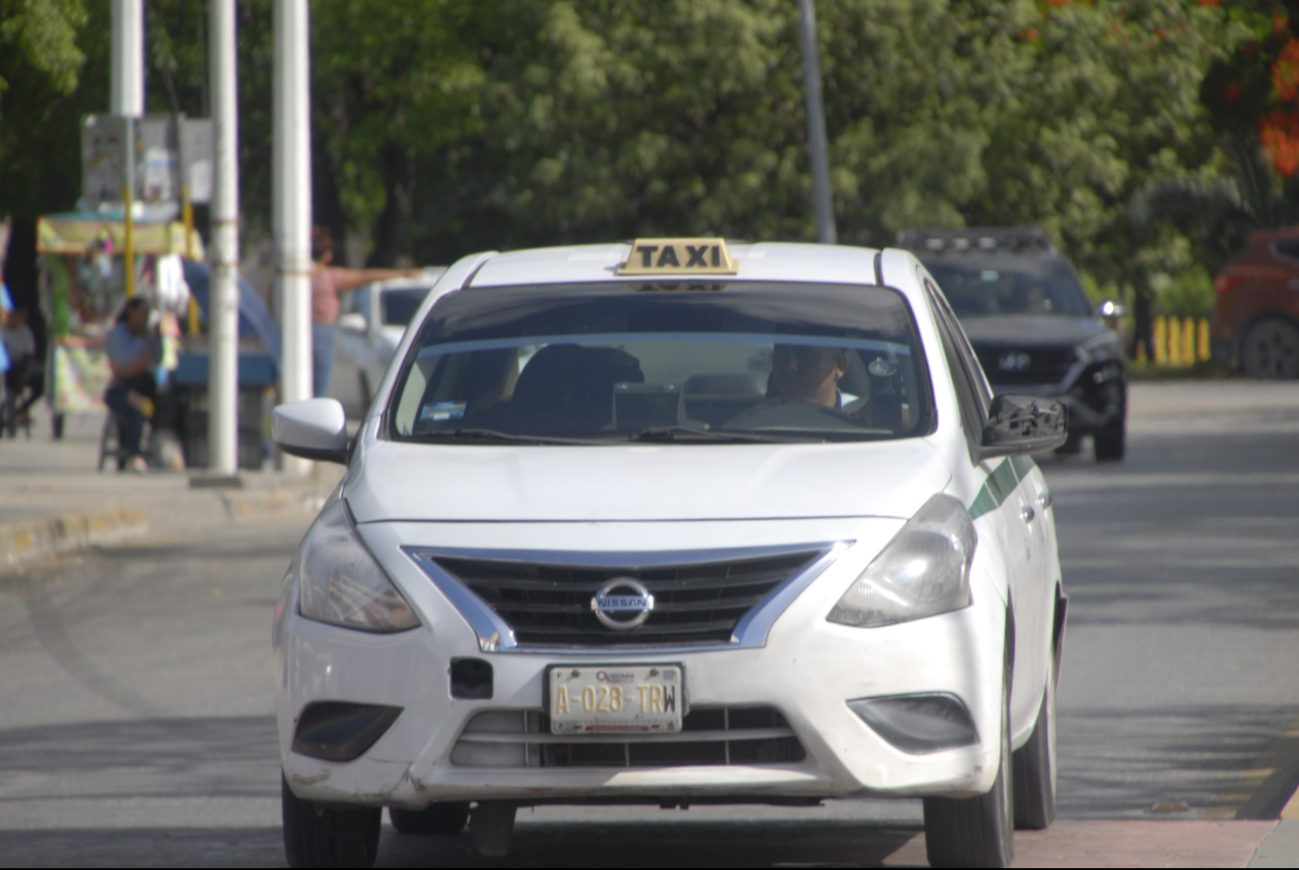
[271,239,1068,869]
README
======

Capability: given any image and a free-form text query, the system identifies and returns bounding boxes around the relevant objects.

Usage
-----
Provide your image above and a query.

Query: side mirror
[338,312,368,333]
[272,398,349,464]
[980,394,1067,459]
[1097,299,1128,320]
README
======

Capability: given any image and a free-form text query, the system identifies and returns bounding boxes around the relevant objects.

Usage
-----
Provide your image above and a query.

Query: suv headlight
[828,494,976,628]
[297,500,420,633]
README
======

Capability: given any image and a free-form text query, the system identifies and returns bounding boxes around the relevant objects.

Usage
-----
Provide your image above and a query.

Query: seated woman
[103,298,161,472]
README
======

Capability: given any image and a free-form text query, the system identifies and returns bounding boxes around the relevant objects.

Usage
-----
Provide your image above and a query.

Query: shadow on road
[0,820,922,868]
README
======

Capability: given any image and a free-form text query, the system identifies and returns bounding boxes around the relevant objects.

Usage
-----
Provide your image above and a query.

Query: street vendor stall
[37,211,202,439]
[36,212,279,470]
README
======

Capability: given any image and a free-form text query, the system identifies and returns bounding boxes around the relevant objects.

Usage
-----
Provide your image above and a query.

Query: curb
[219,488,329,521]
[1,486,328,573]
[1,507,150,569]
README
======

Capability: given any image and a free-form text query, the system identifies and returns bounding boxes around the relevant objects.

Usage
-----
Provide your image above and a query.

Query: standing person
[0,282,12,378]
[310,227,414,398]
[104,298,161,472]
[1,306,42,429]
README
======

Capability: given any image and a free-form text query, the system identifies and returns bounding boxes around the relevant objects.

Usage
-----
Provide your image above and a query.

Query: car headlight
[297,500,421,633]
[827,494,976,628]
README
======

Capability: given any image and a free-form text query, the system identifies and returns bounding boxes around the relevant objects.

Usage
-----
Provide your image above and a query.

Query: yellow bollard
[1197,318,1211,362]
[1168,316,1182,366]
[1183,317,1196,366]
[1135,342,1148,364]
[1154,315,1167,365]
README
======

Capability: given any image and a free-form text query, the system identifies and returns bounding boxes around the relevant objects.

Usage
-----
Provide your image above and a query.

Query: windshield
[387,282,933,444]
[925,259,1092,318]
[381,287,432,326]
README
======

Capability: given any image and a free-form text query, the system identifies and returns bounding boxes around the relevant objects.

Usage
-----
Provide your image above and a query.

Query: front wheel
[1093,417,1125,462]
[924,650,1015,868]
[282,775,381,869]
[1241,318,1299,379]
[1013,646,1058,830]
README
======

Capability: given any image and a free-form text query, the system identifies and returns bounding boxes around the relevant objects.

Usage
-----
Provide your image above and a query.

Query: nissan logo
[999,351,1032,372]
[590,578,655,631]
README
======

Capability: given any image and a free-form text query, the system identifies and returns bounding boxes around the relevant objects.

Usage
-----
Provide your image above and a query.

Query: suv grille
[431,551,820,648]
[973,345,1078,386]
[451,706,806,768]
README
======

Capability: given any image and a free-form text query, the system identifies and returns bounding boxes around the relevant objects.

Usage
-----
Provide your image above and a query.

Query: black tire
[388,802,470,835]
[1093,419,1125,462]
[924,636,1014,868]
[1240,318,1299,379]
[282,775,381,869]
[1013,646,1057,830]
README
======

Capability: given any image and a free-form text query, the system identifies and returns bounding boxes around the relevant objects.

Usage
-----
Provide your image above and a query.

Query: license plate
[547,665,684,734]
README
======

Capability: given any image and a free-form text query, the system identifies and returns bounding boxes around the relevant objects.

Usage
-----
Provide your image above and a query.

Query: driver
[724,344,851,428]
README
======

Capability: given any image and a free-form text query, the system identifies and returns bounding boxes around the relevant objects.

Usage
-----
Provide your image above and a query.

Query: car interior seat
[508,344,645,432]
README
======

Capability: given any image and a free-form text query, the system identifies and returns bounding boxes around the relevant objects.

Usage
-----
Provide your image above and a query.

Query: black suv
[897,227,1128,461]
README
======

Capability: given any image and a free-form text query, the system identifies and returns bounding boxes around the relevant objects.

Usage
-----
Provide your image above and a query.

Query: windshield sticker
[420,401,467,422]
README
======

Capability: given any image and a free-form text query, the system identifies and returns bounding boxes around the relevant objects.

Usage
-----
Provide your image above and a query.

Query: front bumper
[274,521,1008,809]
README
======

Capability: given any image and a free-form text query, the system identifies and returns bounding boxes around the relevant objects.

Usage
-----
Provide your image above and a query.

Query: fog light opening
[847,693,978,755]
[451,657,494,700]
[292,701,403,762]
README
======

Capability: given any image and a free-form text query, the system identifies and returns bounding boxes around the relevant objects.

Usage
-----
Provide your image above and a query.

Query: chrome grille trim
[404,542,848,654]
[974,345,1081,388]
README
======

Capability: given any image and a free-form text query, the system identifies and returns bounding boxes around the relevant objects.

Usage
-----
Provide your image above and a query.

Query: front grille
[974,345,1078,386]
[431,551,820,648]
[451,706,806,768]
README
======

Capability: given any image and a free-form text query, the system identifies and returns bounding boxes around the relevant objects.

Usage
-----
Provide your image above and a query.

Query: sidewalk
[0,407,340,571]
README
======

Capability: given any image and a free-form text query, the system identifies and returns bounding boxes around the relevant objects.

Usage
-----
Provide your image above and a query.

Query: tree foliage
[0,0,1237,296]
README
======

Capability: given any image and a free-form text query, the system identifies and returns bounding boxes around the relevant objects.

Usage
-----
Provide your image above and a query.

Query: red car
[1212,228,1299,378]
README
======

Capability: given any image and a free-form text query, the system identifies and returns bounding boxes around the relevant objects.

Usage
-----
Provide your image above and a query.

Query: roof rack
[895,227,1053,255]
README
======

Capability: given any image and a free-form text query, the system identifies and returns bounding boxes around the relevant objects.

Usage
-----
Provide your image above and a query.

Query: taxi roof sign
[618,238,739,276]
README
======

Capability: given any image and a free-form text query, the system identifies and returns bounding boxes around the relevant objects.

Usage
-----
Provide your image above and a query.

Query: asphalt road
[1,380,1297,867]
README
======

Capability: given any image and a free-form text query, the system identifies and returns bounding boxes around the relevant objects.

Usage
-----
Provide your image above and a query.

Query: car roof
[467,242,892,289]
[919,249,1074,276]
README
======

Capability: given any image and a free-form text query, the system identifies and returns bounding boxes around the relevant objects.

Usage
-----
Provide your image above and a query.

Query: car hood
[346,438,951,524]
[960,314,1106,348]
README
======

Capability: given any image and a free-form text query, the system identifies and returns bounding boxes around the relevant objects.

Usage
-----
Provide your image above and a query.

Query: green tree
[0,0,94,221]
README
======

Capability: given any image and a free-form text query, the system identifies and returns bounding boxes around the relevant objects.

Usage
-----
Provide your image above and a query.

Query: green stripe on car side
[969,485,999,520]
[1009,453,1037,480]
[967,454,1037,520]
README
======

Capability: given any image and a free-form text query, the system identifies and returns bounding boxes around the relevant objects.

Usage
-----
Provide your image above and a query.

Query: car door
[926,279,1047,728]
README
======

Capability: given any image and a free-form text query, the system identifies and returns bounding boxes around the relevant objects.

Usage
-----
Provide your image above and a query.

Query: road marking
[1209,718,1299,820]
[1281,785,1299,821]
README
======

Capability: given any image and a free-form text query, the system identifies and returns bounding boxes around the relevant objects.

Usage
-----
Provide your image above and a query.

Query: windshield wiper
[628,426,818,444]
[410,428,595,446]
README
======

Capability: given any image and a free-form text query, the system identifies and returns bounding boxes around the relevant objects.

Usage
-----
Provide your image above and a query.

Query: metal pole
[274,0,313,476]
[112,0,144,297]
[111,0,145,116]
[797,0,836,245]
[208,0,240,477]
